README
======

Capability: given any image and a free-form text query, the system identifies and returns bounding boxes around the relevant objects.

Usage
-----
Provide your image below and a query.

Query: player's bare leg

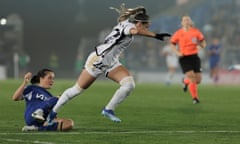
[47,69,96,124]
[101,66,135,122]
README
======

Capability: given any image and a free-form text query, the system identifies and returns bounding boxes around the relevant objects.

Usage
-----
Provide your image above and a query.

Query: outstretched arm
[12,72,32,101]
[130,26,171,41]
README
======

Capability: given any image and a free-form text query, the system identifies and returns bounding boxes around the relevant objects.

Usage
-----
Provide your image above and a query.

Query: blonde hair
[110,3,146,22]
[181,15,194,27]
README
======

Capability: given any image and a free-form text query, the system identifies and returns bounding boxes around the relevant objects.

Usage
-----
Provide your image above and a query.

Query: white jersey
[161,44,178,68]
[95,19,135,56]
[85,19,136,77]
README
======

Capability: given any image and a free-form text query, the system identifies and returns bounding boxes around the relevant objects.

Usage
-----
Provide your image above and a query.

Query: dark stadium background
[0,0,238,82]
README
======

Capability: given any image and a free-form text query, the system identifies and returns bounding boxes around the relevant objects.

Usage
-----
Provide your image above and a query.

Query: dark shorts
[179,54,202,73]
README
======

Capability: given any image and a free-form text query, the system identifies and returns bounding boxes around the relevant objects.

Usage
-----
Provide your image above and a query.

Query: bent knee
[60,119,74,131]
[120,76,135,91]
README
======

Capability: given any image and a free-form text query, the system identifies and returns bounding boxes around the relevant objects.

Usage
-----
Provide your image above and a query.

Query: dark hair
[129,13,150,24]
[30,68,53,84]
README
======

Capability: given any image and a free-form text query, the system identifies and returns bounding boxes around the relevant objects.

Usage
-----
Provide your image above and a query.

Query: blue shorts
[209,56,220,69]
[38,122,59,131]
[24,97,58,131]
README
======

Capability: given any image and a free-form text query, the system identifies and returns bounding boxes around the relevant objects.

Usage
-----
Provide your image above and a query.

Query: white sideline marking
[0,130,240,135]
[1,138,55,144]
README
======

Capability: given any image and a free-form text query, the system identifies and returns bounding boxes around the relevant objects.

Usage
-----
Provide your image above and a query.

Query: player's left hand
[47,111,57,125]
[155,33,171,41]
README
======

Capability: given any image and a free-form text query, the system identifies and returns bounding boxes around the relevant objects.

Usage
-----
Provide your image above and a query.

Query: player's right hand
[24,72,32,83]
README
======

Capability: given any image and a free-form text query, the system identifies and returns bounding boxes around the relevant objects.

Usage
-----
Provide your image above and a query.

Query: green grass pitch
[0,79,240,144]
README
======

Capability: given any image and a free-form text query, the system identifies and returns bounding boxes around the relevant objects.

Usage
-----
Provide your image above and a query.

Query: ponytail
[110,3,147,22]
[30,68,53,84]
[30,75,40,84]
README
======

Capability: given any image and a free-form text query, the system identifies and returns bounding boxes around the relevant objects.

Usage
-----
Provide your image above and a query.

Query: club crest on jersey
[191,37,197,44]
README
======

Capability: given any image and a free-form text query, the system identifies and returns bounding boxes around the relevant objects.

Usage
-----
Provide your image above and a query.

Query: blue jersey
[23,85,58,126]
[208,44,221,68]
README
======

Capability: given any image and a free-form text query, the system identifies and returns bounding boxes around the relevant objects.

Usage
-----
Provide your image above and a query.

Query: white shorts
[166,56,178,68]
[84,52,122,77]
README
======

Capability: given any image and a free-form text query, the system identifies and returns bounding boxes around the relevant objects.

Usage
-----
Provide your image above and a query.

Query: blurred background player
[170,15,207,104]
[207,37,221,84]
[161,41,178,86]
[12,69,74,131]
[46,3,171,123]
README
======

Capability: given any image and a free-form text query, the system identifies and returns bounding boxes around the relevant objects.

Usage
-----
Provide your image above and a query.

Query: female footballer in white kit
[161,42,178,85]
[47,4,171,123]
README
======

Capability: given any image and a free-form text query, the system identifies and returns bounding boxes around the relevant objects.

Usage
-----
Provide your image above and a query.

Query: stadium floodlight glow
[0,18,7,25]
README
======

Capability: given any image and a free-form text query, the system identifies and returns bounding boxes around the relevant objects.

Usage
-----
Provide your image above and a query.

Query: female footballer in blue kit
[47,4,171,123]
[12,69,74,131]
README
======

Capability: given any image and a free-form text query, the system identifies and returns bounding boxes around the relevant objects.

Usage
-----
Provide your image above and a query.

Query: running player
[12,69,74,131]
[207,37,221,83]
[46,4,171,123]
[161,41,178,85]
[170,15,207,104]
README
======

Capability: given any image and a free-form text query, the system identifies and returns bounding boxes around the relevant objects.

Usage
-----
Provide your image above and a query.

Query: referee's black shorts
[179,54,202,73]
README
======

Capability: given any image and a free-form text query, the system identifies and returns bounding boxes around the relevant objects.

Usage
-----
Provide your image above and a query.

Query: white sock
[105,76,135,110]
[53,84,84,112]
[165,72,171,83]
[165,72,174,84]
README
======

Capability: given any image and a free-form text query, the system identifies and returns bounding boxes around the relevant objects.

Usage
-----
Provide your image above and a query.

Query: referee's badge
[191,37,197,43]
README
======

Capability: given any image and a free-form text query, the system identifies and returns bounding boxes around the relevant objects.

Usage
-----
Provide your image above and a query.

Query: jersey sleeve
[170,31,179,44]
[196,29,205,41]
[123,22,135,35]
